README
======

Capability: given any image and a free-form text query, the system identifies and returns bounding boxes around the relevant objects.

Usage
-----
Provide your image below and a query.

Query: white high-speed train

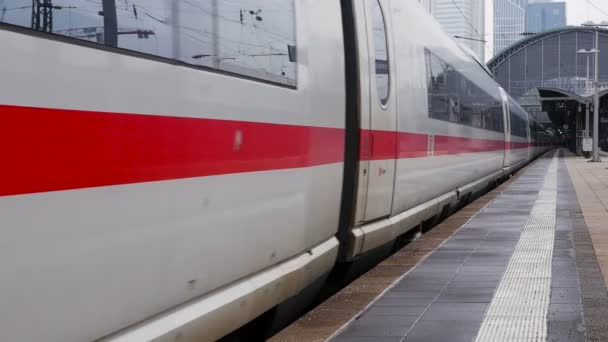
[0,0,554,341]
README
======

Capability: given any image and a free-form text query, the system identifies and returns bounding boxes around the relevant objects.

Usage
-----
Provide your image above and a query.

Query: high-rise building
[428,0,486,61]
[419,0,432,12]
[494,0,528,54]
[526,1,566,34]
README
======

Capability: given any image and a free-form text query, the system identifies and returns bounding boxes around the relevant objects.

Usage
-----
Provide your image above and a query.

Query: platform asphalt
[272,149,608,342]
[329,150,608,342]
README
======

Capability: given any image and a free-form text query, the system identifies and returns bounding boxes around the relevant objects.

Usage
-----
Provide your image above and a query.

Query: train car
[340,0,552,261]
[0,1,554,341]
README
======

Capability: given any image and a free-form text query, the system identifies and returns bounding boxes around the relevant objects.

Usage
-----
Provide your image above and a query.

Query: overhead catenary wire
[447,0,493,57]
[584,0,608,19]
[449,0,481,38]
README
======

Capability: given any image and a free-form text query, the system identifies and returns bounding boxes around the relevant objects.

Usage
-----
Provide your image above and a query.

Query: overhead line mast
[31,0,53,32]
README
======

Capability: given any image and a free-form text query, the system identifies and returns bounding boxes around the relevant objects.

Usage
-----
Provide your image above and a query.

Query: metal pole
[587,55,590,97]
[592,28,601,161]
[212,0,219,68]
[577,107,583,155]
[171,0,180,60]
[586,101,590,139]
[102,0,117,47]
[586,55,590,138]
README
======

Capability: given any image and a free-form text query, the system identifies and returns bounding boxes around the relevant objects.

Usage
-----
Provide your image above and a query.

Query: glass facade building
[494,0,528,55]
[526,2,566,34]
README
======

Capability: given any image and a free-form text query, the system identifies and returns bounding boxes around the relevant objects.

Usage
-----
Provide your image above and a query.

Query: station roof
[486,26,608,102]
[487,26,608,71]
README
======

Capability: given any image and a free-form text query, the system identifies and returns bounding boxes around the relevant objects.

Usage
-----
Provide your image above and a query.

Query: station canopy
[487,27,608,126]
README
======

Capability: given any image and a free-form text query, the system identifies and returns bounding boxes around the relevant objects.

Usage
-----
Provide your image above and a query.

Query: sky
[484,0,608,61]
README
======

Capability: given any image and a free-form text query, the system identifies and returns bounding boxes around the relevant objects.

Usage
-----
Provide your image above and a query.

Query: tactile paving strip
[475,152,558,342]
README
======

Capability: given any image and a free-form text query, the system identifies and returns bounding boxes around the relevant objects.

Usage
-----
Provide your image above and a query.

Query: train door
[354,0,397,223]
[499,88,511,169]
[363,0,397,221]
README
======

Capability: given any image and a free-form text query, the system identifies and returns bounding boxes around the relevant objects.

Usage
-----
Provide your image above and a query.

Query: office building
[526,1,566,34]
[419,0,432,12]
[494,0,528,54]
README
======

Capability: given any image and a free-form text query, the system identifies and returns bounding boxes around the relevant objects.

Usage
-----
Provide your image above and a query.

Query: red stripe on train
[0,105,345,196]
[434,136,506,155]
[1,104,537,196]
[360,131,429,160]
[360,130,532,160]
[508,141,532,149]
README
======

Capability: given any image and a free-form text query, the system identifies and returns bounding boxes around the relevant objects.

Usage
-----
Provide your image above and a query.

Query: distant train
[0,0,555,341]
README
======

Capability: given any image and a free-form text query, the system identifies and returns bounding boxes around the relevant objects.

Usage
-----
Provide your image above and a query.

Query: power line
[447,0,493,57]
[449,0,481,38]
[584,0,608,19]
[454,35,487,42]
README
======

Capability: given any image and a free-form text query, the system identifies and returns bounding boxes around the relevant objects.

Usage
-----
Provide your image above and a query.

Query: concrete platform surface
[272,149,608,342]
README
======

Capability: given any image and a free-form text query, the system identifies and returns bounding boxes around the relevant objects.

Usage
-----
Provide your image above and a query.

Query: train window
[508,99,528,138]
[529,123,535,141]
[177,0,296,86]
[371,0,390,106]
[425,49,504,133]
[0,0,297,87]
[0,0,105,40]
[426,50,449,121]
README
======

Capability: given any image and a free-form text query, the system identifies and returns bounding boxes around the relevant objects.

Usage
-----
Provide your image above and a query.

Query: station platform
[271,149,608,342]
